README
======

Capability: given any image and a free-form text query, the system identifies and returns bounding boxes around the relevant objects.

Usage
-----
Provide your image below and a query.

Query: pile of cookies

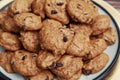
[0,0,117,80]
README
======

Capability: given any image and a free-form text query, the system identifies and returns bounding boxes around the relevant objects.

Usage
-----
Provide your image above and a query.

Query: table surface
[104,0,120,12]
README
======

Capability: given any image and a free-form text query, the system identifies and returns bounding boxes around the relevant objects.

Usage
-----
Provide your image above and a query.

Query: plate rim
[0,1,120,80]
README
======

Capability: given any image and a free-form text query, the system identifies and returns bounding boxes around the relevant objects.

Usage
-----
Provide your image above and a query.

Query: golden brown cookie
[83,39,107,60]
[67,24,92,57]
[8,0,32,17]
[92,15,110,35]
[32,0,46,19]
[0,51,14,73]
[14,13,42,31]
[0,10,8,28]
[39,19,74,56]
[37,50,61,69]
[0,32,21,51]
[67,0,98,24]
[52,55,83,80]
[45,0,69,24]
[58,70,82,80]
[20,31,39,52]
[11,50,39,76]
[2,16,20,33]
[83,53,109,75]
[98,27,117,45]
[28,70,54,80]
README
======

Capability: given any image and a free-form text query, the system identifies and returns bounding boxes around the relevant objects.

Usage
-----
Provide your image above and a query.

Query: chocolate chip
[14,11,19,15]
[10,61,14,65]
[45,76,49,80]
[56,62,63,67]
[50,62,56,68]
[48,4,50,6]
[22,55,27,60]
[82,69,92,75]
[56,2,64,6]
[63,36,68,42]
[86,53,92,59]
[51,10,57,14]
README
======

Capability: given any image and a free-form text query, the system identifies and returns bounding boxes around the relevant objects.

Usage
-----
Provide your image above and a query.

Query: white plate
[0,0,120,80]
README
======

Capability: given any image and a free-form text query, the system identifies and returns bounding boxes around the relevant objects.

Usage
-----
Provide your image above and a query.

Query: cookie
[0,32,21,51]
[8,0,32,17]
[83,53,109,75]
[83,39,107,60]
[67,0,98,24]
[39,19,74,56]
[52,55,83,79]
[11,50,39,76]
[28,70,54,80]
[58,70,82,80]
[2,16,20,33]
[98,27,117,45]
[37,50,61,69]
[45,0,69,24]
[14,13,42,30]
[67,24,92,57]
[92,15,110,35]
[20,31,39,52]
[0,51,14,73]
[32,0,46,19]
[0,10,8,28]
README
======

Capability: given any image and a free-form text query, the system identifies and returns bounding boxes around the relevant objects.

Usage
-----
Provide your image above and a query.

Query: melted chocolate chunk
[56,2,64,6]
[63,36,68,42]
[50,62,56,68]
[82,69,92,75]
[51,10,57,14]
[22,55,27,60]
[56,62,63,67]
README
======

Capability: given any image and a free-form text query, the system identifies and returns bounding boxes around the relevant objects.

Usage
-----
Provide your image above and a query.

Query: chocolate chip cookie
[39,19,74,56]
[2,16,20,33]
[83,53,109,75]
[52,55,83,80]
[32,0,46,19]
[0,10,8,28]
[67,0,98,24]
[20,31,39,52]
[14,13,42,30]
[8,0,32,17]
[0,32,21,51]
[45,0,69,24]
[58,70,82,80]
[28,70,54,80]
[83,39,107,60]
[67,24,92,57]
[37,50,61,69]
[98,27,117,45]
[92,15,110,35]
[0,51,14,73]
[11,50,39,76]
